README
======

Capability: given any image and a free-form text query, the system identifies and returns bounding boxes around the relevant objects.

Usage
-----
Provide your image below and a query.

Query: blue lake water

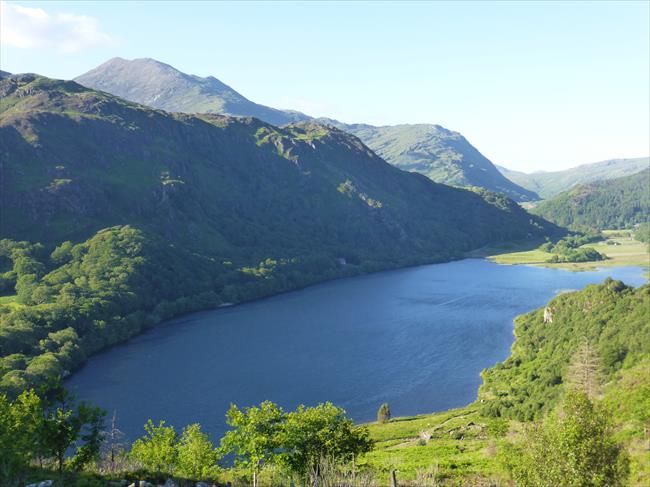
[65,259,646,441]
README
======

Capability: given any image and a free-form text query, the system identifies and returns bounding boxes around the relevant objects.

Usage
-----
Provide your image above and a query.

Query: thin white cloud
[0,0,115,52]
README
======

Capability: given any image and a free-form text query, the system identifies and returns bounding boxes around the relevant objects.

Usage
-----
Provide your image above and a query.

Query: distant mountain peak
[75,57,539,201]
[75,57,310,126]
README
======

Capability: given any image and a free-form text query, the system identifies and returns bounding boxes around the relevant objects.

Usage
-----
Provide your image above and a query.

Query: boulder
[26,481,53,487]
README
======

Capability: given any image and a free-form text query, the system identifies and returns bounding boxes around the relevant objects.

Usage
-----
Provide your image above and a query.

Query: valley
[1,8,648,484]
[472,230,649,270]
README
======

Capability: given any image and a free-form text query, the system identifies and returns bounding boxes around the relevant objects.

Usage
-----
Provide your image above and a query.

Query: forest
[0,226,371,395]
[531,169,650,232]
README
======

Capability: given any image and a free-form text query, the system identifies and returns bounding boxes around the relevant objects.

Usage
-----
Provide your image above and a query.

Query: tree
[220,401,284,487]
[40,381,106,476]
[279,402,373,486]
[505,390,629,487]
[69,405,106,471]
[130,419,177,474]
[377,403,391,423]
[176,423,220,480]
[102,410,126,473]
[0,390,43,487]
[567,339,601,398]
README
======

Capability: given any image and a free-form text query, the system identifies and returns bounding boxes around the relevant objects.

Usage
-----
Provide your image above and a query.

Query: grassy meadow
[360,406,509,485]
[469,230,649,271]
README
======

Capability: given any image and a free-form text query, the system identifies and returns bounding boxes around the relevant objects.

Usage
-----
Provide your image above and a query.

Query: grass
[469,231,649,271]
[359,406,510,484]
[603,360,650,487]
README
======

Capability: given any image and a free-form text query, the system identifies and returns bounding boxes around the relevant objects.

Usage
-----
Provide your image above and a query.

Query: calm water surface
[65,259,646,441]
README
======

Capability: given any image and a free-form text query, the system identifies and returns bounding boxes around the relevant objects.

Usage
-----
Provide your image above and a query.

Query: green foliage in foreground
[504,390,629,487]
[1,391,371,487]
[0,381,105,487]
[219,401,372,486]
[479,280,649,421]
[129,420,219,480]
[221,401,284,486]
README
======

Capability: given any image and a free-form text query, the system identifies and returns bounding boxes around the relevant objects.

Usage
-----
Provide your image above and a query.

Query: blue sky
[1,1,648,172]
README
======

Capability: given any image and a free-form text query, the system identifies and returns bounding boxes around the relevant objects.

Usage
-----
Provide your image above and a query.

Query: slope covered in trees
[479,279,650,420]
[74,58,538,202]
[530,169,650,231]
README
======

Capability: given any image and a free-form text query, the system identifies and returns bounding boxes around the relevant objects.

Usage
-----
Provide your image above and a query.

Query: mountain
[0,74,558,258]
[0,71,11,79]
[317,120,540,202]
[75,58,538,202]
[498,157,650,199]
[530,169,650,231]
[74,57,310,126]
[0,74,560,393]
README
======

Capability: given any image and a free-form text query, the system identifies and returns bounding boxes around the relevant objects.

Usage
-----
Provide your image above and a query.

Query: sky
[1,1,648,172]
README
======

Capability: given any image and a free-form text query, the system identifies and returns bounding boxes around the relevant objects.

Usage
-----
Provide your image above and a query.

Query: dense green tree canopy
[479,280,650,420]
[531,169,649,232]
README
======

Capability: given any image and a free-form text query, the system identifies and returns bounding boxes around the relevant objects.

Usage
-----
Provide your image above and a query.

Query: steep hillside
[319,120,540,202]
[530,169,650,231]
[499,157,649,199]
[0,74,556,259]
[75,58,538,201]
[74,57,309,126]
[479,279,650,421]
[0,75,560,393]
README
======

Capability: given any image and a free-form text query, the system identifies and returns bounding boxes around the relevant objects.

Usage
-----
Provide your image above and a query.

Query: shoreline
[63,251,648,384]
[65,260,647,421]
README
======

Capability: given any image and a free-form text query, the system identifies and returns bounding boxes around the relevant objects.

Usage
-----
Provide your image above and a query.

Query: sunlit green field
[358,407,510,484]
[473,230,648,271]
[361,360,650,486]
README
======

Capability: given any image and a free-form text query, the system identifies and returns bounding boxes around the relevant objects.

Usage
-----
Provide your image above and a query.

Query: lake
[65,259,646,442]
